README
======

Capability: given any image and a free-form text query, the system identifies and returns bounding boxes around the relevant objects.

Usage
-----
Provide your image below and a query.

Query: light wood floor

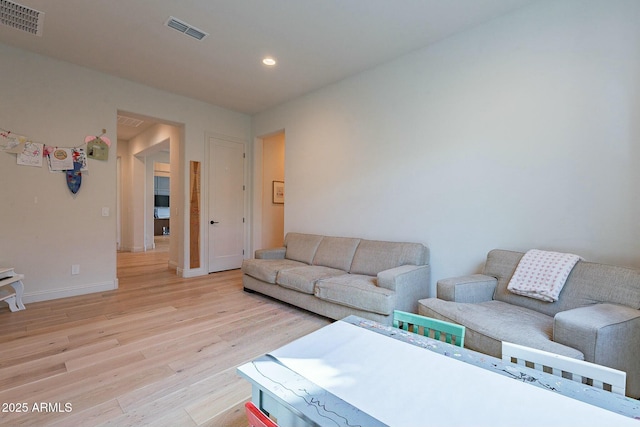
[0,240,330,426]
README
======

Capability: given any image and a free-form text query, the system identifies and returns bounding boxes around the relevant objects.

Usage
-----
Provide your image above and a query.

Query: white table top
[268,319,639,427]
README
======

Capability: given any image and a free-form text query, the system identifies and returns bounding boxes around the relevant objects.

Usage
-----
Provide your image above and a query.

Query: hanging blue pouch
[66,161,82,194]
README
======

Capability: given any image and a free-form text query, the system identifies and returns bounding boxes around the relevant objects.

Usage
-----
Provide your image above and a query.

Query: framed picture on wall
[273,181,284,204]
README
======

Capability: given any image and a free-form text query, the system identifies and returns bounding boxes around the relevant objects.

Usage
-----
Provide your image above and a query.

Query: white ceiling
[0,0,540,138]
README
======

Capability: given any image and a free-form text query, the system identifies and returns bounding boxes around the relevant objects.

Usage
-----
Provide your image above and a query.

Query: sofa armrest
[436,274,497,303]
[377,264,430,313]
[255,247,286,259]
[554,303,640,398]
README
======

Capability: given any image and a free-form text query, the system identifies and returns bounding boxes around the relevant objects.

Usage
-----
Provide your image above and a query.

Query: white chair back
[501,341,626,395]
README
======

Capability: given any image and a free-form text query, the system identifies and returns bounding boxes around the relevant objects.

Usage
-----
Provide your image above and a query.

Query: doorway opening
[259,131,285,248]
[116,110,183,273]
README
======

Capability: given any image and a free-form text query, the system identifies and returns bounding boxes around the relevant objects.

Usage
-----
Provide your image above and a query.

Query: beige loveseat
[242,232,430,324]
[419,249,640,398]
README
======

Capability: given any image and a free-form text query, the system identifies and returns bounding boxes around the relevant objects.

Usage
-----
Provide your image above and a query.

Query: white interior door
[208,137,245,272]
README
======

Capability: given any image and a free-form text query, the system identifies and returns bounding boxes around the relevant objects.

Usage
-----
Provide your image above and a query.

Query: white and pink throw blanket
[507,249,582,302]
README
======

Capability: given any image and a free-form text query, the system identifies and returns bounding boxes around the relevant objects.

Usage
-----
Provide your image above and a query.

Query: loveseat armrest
[554,303,640,398]
[255,247,286,259]
[377,264,430,313]
[436,274,497,303]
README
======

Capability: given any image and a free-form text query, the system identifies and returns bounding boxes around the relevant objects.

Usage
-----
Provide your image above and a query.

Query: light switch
[102,207,109,217]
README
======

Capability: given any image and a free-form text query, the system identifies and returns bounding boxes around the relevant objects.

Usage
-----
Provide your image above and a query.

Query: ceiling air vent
[165,16,208,41]
[117,115,144,128]
[0,0,44,36]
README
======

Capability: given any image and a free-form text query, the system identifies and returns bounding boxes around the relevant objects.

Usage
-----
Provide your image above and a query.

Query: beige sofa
[419,249,640,398]
[242,232,430,324]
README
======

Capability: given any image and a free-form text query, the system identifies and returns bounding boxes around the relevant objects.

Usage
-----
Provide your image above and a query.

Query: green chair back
[393,310,465,347]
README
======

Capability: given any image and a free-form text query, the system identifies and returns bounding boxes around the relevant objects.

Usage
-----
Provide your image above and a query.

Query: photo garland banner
[2,126,106,195]
[2,127,107,165]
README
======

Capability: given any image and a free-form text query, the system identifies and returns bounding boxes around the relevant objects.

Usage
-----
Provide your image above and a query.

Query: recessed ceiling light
[262,57,276,66]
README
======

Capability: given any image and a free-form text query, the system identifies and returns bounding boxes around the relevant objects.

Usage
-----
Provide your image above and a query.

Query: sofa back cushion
[557,261,640,310]
[350,239,429,276]
[312,236,361,271]
[284,233,323,265]
[487,249,640,317]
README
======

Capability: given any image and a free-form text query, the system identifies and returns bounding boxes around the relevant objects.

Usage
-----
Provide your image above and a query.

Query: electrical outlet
[72,264,80,275]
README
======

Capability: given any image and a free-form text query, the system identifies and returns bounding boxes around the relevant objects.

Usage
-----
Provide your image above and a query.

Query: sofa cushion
[312,236,360,271]
[419,298,584,360]
[241,258,307,284]
[276,266,346,294]
[350,240,428,276]
[488,249,640,317]
[284,233,324,264]
[556,262,640,310]
[314,274,396,315]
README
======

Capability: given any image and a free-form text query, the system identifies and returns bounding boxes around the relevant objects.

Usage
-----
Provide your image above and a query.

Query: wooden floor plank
[200,400,248,427]
[0,240,330,426]
[0,335,70,367]
[114,340,236,413]
[184,369,253,425]
[48,399,124,427]
[0,347,145,404]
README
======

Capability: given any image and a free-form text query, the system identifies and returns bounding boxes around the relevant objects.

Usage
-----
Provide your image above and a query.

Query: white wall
[0,43,250,302]
[253,0,640,294]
